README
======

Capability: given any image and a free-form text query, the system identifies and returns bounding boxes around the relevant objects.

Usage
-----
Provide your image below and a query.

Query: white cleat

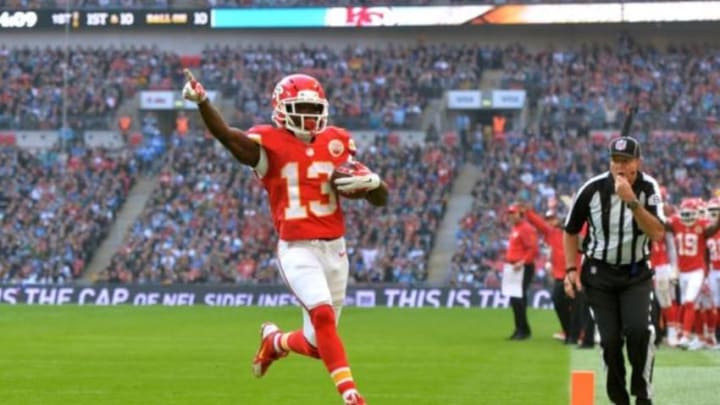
[677,335,691,349]
[687,336,705,351]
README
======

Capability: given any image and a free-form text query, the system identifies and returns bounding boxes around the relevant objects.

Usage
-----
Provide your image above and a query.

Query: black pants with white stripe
[581,258,655,405]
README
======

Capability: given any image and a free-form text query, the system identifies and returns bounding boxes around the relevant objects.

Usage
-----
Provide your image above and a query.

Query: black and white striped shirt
[564,171,666,266]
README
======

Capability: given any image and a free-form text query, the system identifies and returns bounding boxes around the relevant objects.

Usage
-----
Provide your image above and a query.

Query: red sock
[662,307,673,328]
[704,309,716,338]
[280,330,320,359]
[682,302,696,336]
[695,310,705,335]
[310,305,357,396]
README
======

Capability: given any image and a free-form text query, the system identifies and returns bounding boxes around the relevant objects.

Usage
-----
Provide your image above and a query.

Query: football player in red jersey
[704,197,720,348]
[183,69,388,405]
[649,233,679,346]
[649,185,680,346]
[666,198,720,348]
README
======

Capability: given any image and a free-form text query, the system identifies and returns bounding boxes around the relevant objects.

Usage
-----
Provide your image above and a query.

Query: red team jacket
[248,125,355,241]
[525,210,586,280]
[526,210,565,280]
[505,220,539,265]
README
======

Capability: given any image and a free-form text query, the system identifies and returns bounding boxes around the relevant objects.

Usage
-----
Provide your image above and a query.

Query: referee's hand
[564,271,581,298]
[614,174,635,202]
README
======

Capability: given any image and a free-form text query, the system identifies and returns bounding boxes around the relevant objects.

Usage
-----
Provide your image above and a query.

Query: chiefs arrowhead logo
[328,139,344,157]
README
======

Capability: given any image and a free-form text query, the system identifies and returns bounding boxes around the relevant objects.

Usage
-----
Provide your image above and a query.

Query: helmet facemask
[709,208,720,222]
[679,208,698,225]
[273,94,328,141]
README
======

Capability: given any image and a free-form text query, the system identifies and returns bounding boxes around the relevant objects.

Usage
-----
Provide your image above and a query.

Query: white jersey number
[676,233,699,257]
[281,162,337,220]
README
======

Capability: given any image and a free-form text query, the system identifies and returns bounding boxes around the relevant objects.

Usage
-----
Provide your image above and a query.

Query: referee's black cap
[609,136,640,159]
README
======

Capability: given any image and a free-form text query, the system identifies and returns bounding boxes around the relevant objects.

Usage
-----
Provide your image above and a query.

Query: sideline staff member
[505,204,538,340]
[563,136,665,405]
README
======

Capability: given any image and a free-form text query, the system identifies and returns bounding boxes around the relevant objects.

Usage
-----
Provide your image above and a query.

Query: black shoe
[513,331,531,340]
[508,331,520,340]
[636,399,652,405]
[578,343,595,349]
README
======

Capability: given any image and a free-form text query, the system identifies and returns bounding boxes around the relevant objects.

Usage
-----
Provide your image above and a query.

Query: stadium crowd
[0,43,490,132]
[4,37,719,135]
[100,131,458,284]
[0,45,181,132]
[198,43,489,131]
[502,35,720,133]
[0,145,139,284]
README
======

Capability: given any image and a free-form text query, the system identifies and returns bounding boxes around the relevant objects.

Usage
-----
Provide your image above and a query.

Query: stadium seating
[199,43,478,130]
[0,45,181,132]
[0,145,138,284]
[500,35,720,133]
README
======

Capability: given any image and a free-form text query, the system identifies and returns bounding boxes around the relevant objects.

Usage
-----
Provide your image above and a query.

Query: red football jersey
[248,125,356,241]
[649,239,670,267]
[669,215,709,272]
[707,230,720,270]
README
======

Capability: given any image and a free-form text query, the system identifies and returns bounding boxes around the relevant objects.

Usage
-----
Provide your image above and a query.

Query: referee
[563,136,666,405]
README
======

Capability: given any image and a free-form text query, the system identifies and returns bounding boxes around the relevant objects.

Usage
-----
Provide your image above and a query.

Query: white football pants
[277,237,349,346]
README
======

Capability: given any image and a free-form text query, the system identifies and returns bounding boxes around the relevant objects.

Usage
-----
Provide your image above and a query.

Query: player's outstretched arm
[182,69,260,167]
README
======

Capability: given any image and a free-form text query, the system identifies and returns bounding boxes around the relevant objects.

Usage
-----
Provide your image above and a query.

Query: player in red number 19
[183,69,388,405]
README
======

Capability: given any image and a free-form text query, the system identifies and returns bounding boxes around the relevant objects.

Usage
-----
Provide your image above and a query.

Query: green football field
[0,306,717,405]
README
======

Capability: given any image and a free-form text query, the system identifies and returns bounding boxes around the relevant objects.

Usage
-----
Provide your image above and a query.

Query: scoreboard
[0,9,210,30]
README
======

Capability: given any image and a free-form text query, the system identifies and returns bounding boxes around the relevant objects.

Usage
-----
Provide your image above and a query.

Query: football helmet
[707,197,720,221]
[679,198,699,225]
[271,74,328,139]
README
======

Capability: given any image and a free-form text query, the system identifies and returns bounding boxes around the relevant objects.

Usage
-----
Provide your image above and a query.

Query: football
[331,160,372,199]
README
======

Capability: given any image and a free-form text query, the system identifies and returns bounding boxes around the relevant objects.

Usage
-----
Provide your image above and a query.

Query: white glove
[182,68,207,103]
[334,173,381,193]
[670,266,679,284]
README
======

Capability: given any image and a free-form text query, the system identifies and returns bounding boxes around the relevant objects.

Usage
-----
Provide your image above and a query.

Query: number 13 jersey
[248,125,356,241]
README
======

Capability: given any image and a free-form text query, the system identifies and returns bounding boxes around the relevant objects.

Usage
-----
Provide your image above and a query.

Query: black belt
[586,257,648,272]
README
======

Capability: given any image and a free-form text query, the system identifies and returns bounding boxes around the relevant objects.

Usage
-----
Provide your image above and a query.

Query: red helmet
[679,198,699,225]
[708,197,720,220]
[271,74,328,138]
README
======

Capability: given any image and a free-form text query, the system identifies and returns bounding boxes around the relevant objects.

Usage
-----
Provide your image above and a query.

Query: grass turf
[0,306,715,404]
